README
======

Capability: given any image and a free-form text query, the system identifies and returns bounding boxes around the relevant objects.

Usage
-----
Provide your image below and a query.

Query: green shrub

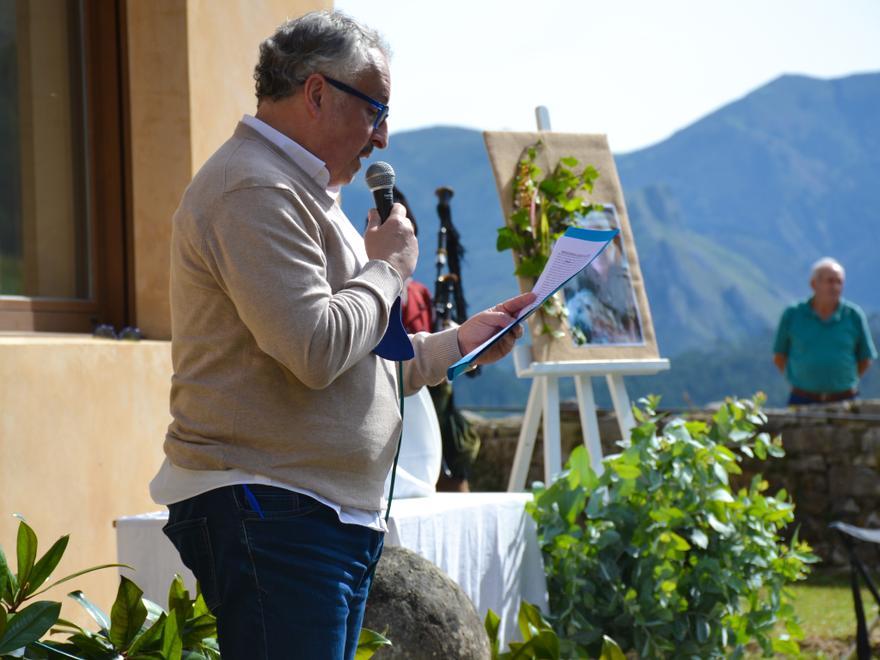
[484,600,625,660]
[2,515,391,659]
[43,574,220,659]
[0,515,122,656]
[527,395,817,658]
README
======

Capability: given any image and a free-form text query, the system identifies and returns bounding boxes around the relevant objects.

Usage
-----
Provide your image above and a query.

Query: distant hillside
[617,72,880,347]
[342,127,517,317]
[623,185,788,354]
[451,313,880,410]
[341,72,880,407]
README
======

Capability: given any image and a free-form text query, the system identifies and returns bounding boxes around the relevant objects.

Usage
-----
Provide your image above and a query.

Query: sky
[334,0,880,153]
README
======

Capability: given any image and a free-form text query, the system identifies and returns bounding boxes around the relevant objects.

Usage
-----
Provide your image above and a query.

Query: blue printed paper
[447,227,618,380]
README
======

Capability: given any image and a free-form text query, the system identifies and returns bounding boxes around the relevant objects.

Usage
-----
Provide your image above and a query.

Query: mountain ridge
[341,71,880,406]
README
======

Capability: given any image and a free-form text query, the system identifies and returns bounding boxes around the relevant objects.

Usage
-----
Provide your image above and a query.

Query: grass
[780,567,879,658]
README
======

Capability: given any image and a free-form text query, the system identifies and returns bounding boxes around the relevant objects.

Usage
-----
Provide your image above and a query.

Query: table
[116,492,547,647]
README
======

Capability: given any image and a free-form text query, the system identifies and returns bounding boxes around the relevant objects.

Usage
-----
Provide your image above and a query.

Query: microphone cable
[384,360,405,522]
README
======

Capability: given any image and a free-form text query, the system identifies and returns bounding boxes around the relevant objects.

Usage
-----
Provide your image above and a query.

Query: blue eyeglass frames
[323,75,389,129]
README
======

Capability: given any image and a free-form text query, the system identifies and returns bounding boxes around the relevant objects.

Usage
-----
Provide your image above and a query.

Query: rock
[788,455,827,472]
[862,427,880,452]
[830,497,861,516]
[363,545,490,659]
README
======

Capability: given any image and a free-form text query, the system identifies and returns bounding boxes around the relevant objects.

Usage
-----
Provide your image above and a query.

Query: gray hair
[810,256,845,280]
[254,10,390,102]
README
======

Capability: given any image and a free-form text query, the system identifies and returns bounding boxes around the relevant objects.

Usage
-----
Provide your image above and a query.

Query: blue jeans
[163,485,384,660]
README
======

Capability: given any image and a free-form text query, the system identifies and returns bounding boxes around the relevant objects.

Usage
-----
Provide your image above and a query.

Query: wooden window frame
[0,0,131,333]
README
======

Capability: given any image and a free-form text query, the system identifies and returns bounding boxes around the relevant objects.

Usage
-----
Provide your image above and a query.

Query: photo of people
[562,205,644,347]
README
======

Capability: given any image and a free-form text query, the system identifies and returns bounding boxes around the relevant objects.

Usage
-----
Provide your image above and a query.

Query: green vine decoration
[496,141,602,337]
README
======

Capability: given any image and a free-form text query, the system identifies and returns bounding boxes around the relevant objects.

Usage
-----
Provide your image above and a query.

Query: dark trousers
[164,485,384,660]
[788,391,856,405]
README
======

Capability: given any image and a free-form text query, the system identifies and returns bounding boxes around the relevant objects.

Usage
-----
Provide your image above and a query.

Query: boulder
[363,545,490,659]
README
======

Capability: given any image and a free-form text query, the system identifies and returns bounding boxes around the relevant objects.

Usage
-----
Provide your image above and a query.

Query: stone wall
[467,399,880,564]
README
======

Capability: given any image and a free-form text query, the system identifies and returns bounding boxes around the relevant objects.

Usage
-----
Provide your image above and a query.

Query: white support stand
[505,105,670,491]
[507,344,670,491]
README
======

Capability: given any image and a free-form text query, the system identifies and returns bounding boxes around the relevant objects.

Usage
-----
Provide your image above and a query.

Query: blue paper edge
[562,226,618,242]
[447,227,620,380]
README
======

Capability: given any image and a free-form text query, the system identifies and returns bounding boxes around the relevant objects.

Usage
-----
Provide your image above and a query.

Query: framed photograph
[562,204,645,348]
[484,131,659,362]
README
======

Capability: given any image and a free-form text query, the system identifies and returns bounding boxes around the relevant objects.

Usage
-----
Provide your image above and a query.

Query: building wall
[0,0,328,624]
[0,337,172,621]
[128,0,331,340]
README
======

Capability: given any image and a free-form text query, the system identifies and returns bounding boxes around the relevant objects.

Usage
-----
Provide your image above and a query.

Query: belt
[790,387,857,403]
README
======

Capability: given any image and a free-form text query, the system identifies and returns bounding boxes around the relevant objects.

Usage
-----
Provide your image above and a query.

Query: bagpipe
[433,187,479,378]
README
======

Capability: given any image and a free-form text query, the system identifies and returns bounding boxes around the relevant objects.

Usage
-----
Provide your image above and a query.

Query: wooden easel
[506,344,669,490]
[506,107,670,491]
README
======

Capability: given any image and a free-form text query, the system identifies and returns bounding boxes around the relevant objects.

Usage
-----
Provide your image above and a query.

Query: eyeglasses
[323,75,389,129]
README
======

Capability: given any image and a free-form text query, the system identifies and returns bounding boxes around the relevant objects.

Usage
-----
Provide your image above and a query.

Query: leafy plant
[50,577,392,660]
[42,574,219,659]
[484,600,624,660]
[496,140,601,337]
[2,517,390,659]
[355,627,392,659]
[0,514,122,657]
[527,395,818,658]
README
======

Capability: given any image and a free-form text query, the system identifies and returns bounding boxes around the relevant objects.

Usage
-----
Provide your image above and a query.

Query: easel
[507,344,669,490]
[506,107,670,491]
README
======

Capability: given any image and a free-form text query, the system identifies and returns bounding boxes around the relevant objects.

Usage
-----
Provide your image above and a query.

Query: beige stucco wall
[128,0,330,340]
[0,337,172,624]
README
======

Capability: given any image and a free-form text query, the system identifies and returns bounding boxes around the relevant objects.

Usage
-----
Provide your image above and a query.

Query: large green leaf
[161,610,183,660]
[68,590,110,633]
[517,600,546,641]
[16,521,38,593]
[28,639,90,659]
[167,575,192,620]
[484,609,501,658]
[109,576,148,650]
[50,617,87,636]
[127,612,167,657]
[0,600,60,655]
[566,445,598,491]
[514,255,547,278]
[66,631,115,657]
[503,631,560,659]
[354,627,392,659]
[0,546,10,603]
[0,605,6,639]
[610,463,641,480]
[32,563,129,597]
[191,590,211,619]
[25,535,69,598]
[182,613,216,648]
[142,597,166,631]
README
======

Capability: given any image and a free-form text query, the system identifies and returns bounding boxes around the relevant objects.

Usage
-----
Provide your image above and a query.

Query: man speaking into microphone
[149,10,533,660]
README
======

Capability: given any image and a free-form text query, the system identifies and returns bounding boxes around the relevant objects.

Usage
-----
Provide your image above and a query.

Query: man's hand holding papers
[448,226,619,380]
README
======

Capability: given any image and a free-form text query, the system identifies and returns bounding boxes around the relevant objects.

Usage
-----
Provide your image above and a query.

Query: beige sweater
[165,123,461,510]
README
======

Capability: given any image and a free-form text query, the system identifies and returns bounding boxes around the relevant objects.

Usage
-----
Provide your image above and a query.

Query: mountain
[342,127,518,316]
[342,72,880,407]
[617,72,880,353]
[622,185,788,355]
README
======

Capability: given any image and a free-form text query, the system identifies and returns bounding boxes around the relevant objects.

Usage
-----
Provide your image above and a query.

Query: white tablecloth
[116,492,547,647]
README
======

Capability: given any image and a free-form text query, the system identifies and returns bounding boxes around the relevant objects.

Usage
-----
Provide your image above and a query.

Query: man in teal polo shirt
[773,257,877,405]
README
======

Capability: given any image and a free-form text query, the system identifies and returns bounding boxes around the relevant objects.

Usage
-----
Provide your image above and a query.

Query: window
[0,0,128,332]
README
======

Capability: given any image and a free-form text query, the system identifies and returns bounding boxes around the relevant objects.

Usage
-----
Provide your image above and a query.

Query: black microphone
[365,161,395,223]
